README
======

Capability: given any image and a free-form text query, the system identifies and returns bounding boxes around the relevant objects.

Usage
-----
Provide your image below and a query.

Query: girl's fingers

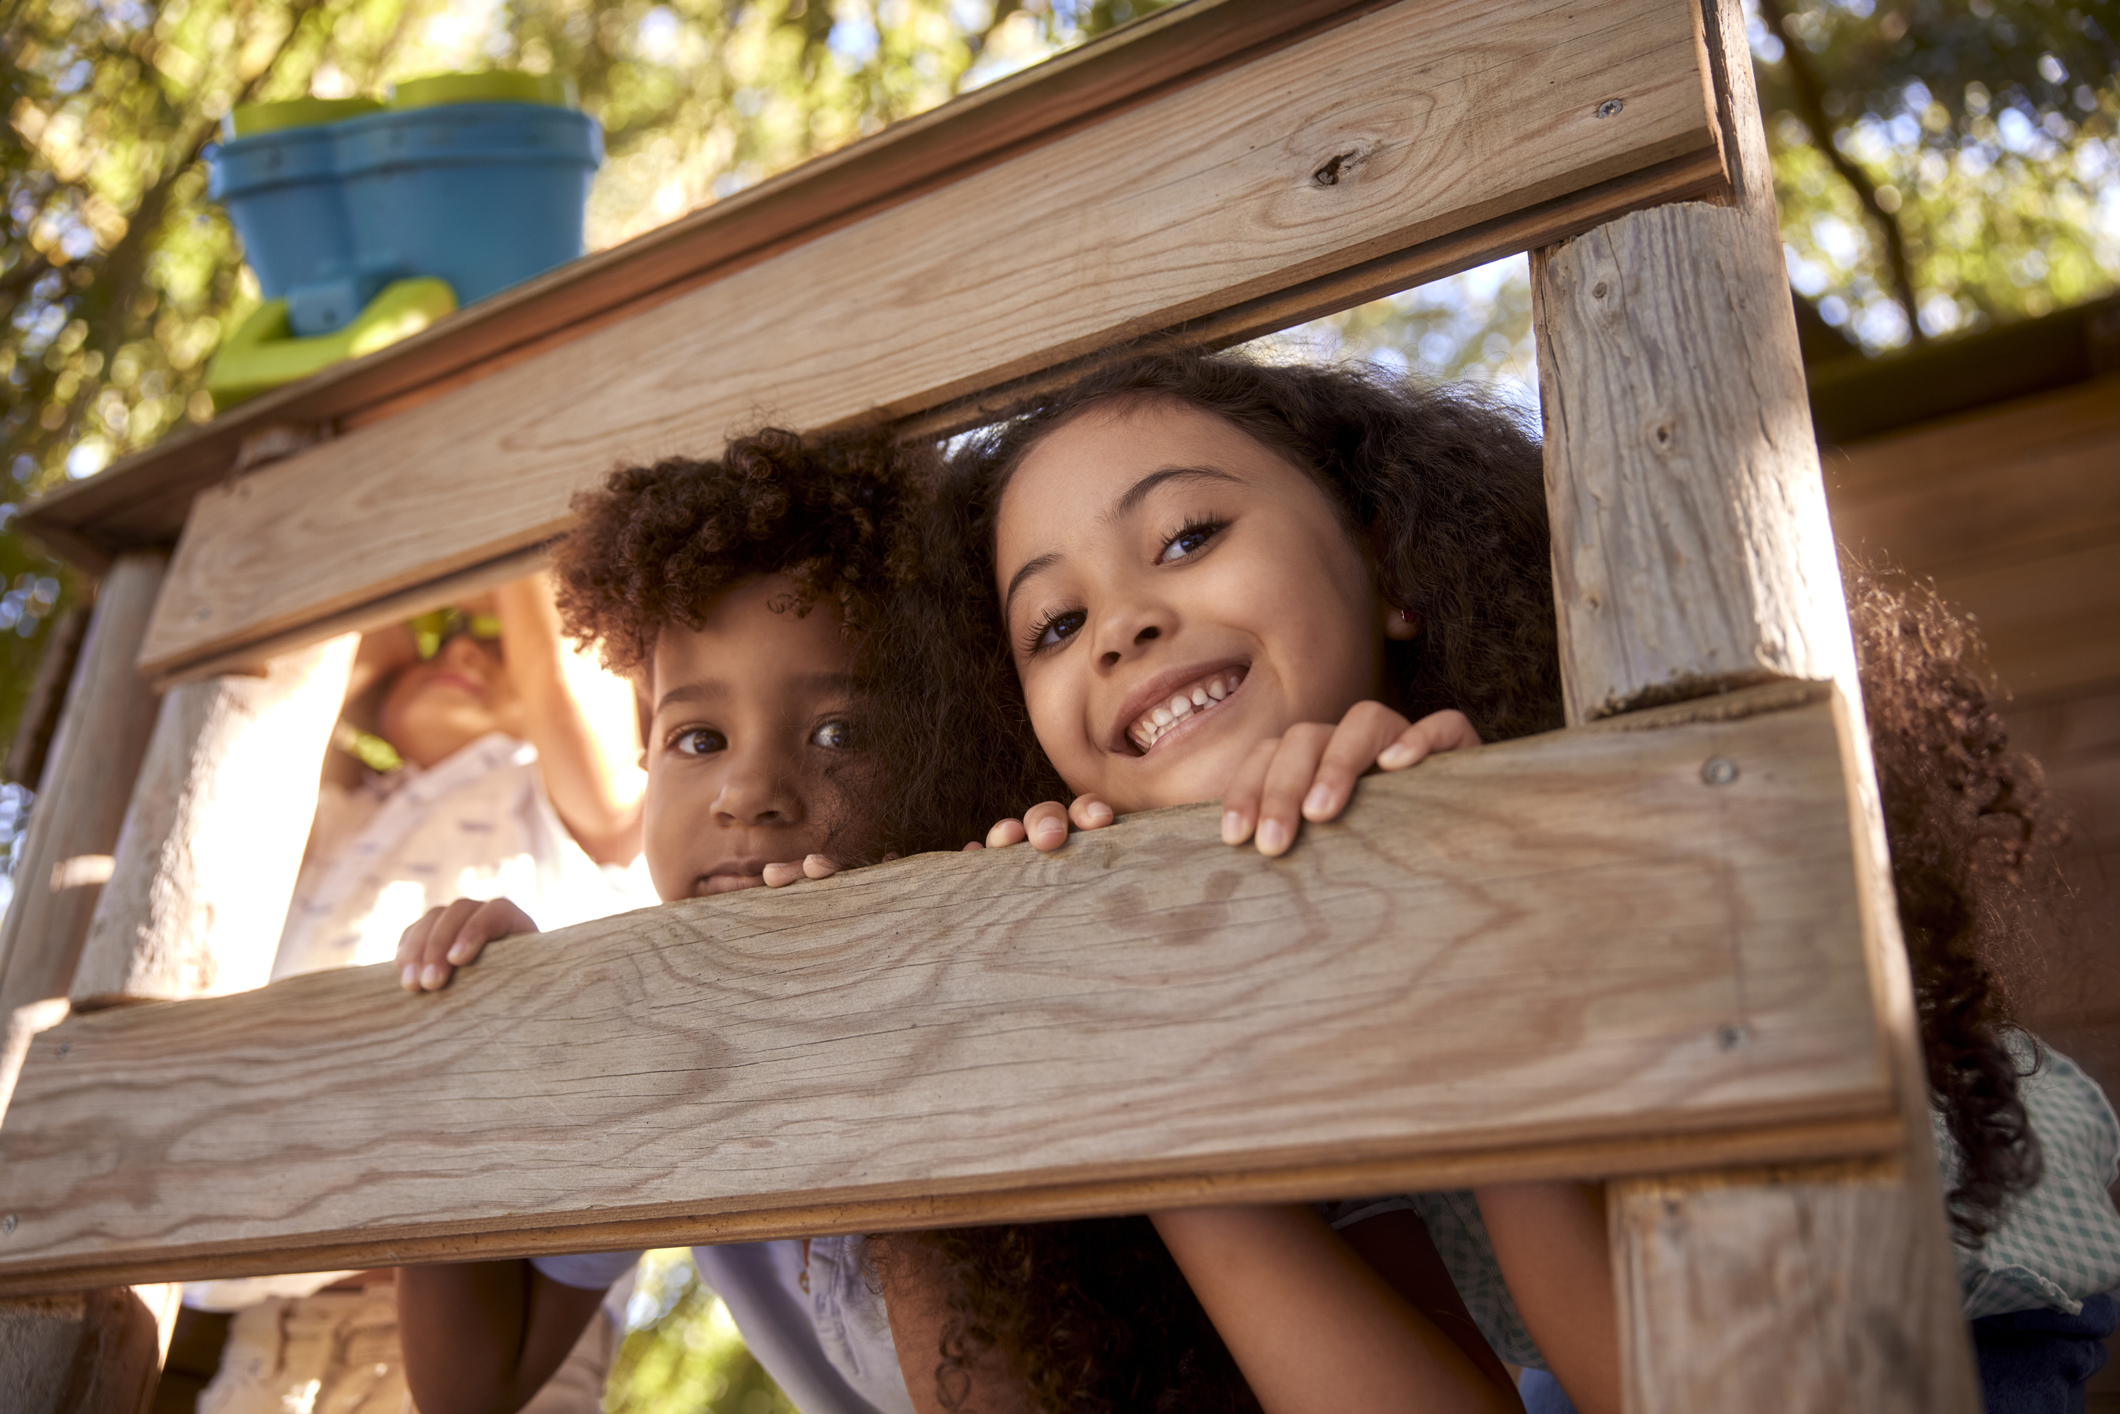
[1253,723,1335,856]
[962,840,985,852]
[762,861,805,887]
[1068,794,1115,831]
[1377,708,1483,771]
[1302,702,1412,822]
[1024,800,1071,852]
[402,898,478,991]
[441,899,536,972]
[802,854,841,880]
[985,817,1029,849]
[1220,736,1284,846]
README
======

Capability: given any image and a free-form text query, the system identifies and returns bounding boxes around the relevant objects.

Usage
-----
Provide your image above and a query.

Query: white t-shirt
[535,1239,914,1414]
[272,732,653,979]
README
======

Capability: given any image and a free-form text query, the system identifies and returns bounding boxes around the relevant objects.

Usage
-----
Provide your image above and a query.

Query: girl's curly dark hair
[550,425,928,679]
[867,350,2054,1408]
[1847,559,2053,1242]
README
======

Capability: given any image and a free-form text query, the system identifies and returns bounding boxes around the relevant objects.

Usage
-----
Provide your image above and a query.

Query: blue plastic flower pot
[332,102,603,308]
[205,122,365,317]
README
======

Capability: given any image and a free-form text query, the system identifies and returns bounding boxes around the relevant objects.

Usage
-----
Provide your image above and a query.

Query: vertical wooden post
[1528,1,1977,1408]
[69,635,357,1006]
[0,552,165,1030]
[0,1287,167,1414]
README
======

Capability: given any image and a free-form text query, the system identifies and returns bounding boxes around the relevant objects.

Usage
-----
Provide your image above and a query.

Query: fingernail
[1036,819,1066,845]
[1303,783,1335,818]
[401,964,417,990]
[1256,819,1289,855]
[1378,743,1416,770]
[446,942,473,965]
[1222,811,1246,845]
[1087,803,1112,825]
[421,964,446,990]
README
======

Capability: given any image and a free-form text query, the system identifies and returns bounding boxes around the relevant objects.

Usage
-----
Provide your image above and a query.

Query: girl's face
[995,398,1385,814]
[379,624,526,770]
[643,574,865,901]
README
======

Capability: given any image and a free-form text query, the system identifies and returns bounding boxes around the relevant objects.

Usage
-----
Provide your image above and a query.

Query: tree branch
[1759,0,1924,345]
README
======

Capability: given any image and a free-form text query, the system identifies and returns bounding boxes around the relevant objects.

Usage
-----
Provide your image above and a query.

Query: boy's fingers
[1025,801,1071,852]
[1303,703,1411,821]
[1220,737,1283,846]
[762,861,804,887]
[1254,724,1334,857]
[985,817,1028,849]
[802,854,841,880]
[1068,795,1115,831]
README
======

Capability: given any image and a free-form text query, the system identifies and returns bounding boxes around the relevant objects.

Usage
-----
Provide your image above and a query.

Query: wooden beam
[15,0,1398,570]
[0,1287,166,1414]
[0,694,1894,1295]
[1531,3,1977,1406]
[0,554,166,1032]
[135,0,1724,682]
[68,637,356,1006]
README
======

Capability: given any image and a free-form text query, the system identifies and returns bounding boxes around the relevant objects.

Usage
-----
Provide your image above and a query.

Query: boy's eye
[671,728,726,758]
[811,719,854,750]
[1158,520,1224,564]
[1029,609,1086,655]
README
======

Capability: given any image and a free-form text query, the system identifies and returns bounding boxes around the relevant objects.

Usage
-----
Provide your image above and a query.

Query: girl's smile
[995,398,1389,813]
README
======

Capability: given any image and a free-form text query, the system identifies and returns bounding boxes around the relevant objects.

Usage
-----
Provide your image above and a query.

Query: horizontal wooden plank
[137,0,1722,680]
[16,0,1395,569]
[0,697,1888,1294]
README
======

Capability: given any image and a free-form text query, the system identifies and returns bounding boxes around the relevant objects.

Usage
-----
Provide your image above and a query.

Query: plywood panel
[0,697,1889,1294]
[139,0,1721,680]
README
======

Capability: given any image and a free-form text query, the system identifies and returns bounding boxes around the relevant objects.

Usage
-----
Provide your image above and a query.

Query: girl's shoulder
[1941,1031,2120,1320]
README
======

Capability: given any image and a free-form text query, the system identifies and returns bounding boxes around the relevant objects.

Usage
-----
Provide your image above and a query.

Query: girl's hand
[1223,705,1479,857]
[397,897,538,992]
[975,795,1114,852]
[763,855,842,887]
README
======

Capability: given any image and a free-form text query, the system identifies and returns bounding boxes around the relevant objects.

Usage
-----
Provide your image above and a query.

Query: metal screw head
[1701,756,1740,786]
[1716,1023,1750,1050]
[3,1215,16,1235]
[1596,98,1625,119]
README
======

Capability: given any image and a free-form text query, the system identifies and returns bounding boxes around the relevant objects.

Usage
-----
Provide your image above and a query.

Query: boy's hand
[1222,705,1479,858]
[396,898,538,992]
[976,795,1114,852]
[763,855,842,887]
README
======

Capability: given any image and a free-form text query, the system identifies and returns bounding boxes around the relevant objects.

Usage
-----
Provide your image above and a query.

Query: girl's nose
[1092,600,1171,670]
[711,745,807,827]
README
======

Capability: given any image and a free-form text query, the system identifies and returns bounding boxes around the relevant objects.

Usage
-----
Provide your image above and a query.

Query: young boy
[393,427,932,1414]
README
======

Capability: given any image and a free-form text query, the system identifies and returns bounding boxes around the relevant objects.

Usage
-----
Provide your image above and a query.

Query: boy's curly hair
[871,351,2055,1410]
[551,426,928,679]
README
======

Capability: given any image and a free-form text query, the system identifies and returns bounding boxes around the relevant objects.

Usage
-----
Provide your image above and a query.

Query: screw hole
[1596,99,1625,119]
[56,1041,68,1057]
[3,1215,16,1235]
[1701,757,1739,786]
[1716,1023,1750,1050]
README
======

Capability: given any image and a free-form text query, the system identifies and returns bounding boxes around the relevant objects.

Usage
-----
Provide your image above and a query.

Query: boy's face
[643,574,864,902]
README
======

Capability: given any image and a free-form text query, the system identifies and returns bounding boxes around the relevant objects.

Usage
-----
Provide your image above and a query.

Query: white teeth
[1152,707,1173,726]
[1129,670,1248,752]
[1170,694,1192,717]
[1206,678,1227,700]
[1191,688,1209,707]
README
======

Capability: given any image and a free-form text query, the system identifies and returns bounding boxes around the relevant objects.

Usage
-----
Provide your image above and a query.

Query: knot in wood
[1311,146,1370,187]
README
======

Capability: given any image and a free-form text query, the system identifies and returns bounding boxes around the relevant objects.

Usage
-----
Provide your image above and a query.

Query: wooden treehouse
[0,0,2003,1407]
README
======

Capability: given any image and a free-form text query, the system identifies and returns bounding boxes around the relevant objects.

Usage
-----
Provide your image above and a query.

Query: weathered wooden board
[16,0,1392,569]
[0,698,1891,1294]
[136,0,1722,680]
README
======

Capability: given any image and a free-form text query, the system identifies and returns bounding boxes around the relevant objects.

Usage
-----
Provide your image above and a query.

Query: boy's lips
[695,859,777,895]
[1109,661,1250,756]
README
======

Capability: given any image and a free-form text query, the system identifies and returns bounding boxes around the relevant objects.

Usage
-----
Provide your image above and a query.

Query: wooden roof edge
[19,0,1385,572]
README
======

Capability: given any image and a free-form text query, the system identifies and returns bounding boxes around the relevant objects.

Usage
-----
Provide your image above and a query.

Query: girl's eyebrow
[1004,466,1242,621]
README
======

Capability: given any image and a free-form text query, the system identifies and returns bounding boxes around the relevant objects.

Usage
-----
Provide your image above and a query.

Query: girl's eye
[1027,609,1086,656]
[671,728,726,758]
[811,719,854,750]
[1157,519,1224,564]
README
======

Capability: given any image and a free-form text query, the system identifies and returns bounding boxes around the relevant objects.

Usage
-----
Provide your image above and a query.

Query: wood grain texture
[18,0,1395,569]
[137,0,1722,680]
[69,637,356,1006]
[0,555,166,1022]
[1611,1166,1972,1414]
[0,700,1890,1293]
[1532,198,1851,720]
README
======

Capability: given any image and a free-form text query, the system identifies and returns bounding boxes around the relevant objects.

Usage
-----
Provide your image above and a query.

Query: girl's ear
[1383,603,1421,641]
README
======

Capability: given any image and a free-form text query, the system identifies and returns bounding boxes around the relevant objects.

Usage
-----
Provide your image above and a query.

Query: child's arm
[396,1258,608,1414]
[1151,1204,1522,1414]
[395,897,538,992]
[494,574,645,866]
[1475,1183,1621,1414]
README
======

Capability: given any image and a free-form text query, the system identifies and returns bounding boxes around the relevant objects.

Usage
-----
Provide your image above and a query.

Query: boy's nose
[712,750,806,826]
